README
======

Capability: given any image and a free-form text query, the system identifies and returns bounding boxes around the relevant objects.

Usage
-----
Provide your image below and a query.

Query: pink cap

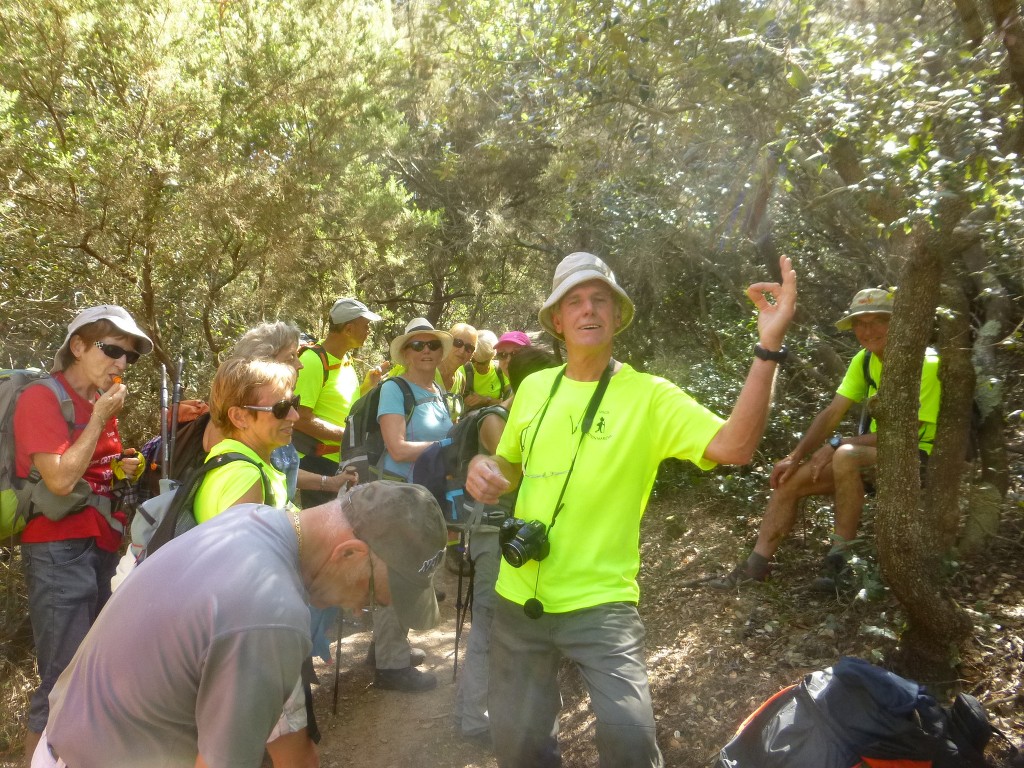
[496,331,531,348]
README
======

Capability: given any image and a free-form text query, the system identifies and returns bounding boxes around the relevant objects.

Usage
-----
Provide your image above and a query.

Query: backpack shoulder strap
[858,350,875,436]
[301,344,340,386]
[463,361,474,391]
[389,377,417,422]
[862,350,877,393]
[212,451,273,503]
[31,376,81,431]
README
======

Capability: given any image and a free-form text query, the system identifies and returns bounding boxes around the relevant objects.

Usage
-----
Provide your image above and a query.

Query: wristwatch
[753,343,788,362]
[828,434,843,450]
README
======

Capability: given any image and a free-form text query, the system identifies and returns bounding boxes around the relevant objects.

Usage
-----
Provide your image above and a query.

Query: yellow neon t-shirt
[293,345,359,462]
[494,363,724,613]
[836,348,940,453]
[194,439,288,524]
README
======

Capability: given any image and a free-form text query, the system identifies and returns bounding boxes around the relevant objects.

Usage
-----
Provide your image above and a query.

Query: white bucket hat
[389,318,453,365]
[538,252,634,340]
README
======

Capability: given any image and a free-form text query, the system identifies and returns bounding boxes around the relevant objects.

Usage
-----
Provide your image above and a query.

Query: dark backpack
[411,405,512,529]
[133,451,271,563]
[340,376,417,481]
[714,656,1000,768]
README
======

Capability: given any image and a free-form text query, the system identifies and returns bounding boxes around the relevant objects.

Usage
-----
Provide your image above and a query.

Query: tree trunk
[874,204,972,683]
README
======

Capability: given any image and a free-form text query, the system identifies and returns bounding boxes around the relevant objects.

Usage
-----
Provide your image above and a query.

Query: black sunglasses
[94,341,140,365]
[496,350,520,360]
[452,338,475,354]
[405,339,443,352]
[242,394,301,419]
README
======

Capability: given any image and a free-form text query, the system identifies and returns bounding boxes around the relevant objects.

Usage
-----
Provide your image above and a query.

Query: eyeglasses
[405,339,443,352]
[242,394,301,419]
[496,350,520,361]
[94,341,140,365]
[452,338,475,354]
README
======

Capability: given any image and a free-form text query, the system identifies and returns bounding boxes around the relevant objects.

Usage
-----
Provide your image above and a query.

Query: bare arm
[293,405,344,443]
[703,255,798,465]
[32,385,127,495]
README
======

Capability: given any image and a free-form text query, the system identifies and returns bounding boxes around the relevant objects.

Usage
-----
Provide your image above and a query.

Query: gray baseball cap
[342,482,447,631]
[330,297,381,325]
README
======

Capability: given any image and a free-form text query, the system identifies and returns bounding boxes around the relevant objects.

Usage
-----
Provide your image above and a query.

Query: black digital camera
[499,517,550,568]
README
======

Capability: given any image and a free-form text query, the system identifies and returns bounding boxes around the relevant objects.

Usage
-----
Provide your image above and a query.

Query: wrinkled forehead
[559,279,616,305]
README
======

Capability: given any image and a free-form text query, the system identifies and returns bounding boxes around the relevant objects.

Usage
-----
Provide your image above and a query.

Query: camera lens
[502,539,529,568]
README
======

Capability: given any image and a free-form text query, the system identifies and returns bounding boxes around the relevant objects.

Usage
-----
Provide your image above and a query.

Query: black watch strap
[754,343,788,362]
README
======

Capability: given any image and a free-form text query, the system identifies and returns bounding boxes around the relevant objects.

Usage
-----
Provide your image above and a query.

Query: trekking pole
[166,357,184,479]
[159,364,169,481]
[453,529,476,682]
[332,609,346,716]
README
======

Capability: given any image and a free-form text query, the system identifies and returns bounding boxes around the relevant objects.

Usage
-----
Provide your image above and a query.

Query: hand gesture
[746,255,797,351]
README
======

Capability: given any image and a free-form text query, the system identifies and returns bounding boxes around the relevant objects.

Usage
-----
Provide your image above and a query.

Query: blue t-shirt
[377,378,453,480]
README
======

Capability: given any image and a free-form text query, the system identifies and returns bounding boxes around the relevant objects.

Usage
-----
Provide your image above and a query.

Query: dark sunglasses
[452,338,476,354]
[242,394,301,419]
[405,339,443,352]
[94,341,140,365]
[496,350,520,360]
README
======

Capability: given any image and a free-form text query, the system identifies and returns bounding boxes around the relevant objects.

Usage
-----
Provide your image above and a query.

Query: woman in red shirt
[15,305,152,761]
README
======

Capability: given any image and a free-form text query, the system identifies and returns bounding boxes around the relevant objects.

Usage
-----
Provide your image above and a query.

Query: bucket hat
[389,318,453,364]
[538,252,634,340]
[835,288,894,331]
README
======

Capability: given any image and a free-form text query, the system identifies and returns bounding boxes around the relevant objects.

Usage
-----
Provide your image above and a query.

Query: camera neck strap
[525,358,615,533]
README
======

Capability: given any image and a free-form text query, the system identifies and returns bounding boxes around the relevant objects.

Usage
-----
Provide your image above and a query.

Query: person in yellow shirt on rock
[467,251,797,767]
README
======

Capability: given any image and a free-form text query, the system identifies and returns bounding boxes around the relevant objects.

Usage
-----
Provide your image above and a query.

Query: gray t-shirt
[47,504,312,768]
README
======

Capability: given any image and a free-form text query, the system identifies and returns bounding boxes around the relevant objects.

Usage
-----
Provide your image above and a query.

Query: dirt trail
[310,566,499,768]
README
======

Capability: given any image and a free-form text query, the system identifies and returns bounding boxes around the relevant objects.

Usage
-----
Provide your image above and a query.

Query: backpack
[714,656,1002,768]
[463,361,510,402]
[124,452,270,568]
[411,405,512,529]
[340,376,417,481]
[0,369,94,538]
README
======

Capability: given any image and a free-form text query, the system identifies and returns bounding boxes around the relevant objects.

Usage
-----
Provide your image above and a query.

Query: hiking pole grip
[167,357,184,479]
[159,365,169,481]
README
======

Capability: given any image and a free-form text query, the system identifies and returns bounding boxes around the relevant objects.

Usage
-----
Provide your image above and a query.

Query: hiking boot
[707,563,767,591]
[365,642,425,668]
[374,666,437,693]
[811,552,851,593]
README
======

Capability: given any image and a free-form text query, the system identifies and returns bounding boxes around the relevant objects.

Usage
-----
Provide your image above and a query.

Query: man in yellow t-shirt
[710,288,941,592]
[294,297,381,506]
[466,251,797,767]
